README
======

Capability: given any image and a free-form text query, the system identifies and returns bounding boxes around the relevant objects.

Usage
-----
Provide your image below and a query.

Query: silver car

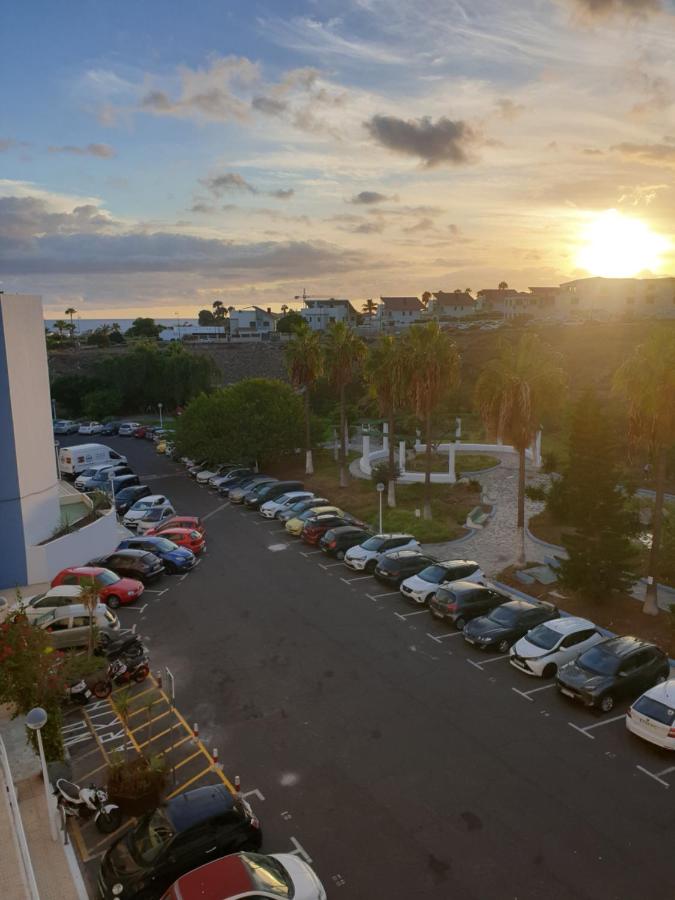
[6,585,84,623]
[34,603,120,649]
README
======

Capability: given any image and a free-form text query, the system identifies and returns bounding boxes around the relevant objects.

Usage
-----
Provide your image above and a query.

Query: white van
[58,443,127,476]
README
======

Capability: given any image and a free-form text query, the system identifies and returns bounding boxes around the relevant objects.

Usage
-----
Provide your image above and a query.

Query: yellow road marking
[126,685,160,705]
[158,734,191,756]
[82,708,112,763]
[165,766,213,800]
[130,709,172,734]
[107,696,143,755]
[128,697,168,720]
[172,749,202,771]
[138,724,174,750]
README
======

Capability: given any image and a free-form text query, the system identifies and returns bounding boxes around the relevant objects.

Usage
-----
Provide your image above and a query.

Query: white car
[510,617,604,678]
[626,680,675,749]
[123,495,174,531]
[260,491,314,519]
[78,421,103,435]
[400,559,483,605]
[118,422,141,436]
[196,464,230,485]
[4,586,85,623]
[74,463,116,490]
[135,504,177,534]
[344,533,420,573]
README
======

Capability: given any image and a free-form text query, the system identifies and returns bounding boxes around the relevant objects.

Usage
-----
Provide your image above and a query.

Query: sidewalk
[0,707,87,900]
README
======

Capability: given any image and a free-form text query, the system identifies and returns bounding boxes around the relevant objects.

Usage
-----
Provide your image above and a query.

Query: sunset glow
[576,210,669,278]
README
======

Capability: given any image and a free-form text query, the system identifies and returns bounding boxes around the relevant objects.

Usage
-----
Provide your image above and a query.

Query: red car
[152,515,205,536]
[301,514,357,546]
[133,425,147,438]
[51,566,144,609]
[145,526,205,555]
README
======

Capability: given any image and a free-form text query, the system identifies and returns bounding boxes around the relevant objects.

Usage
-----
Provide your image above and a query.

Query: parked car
[196,463,237,485]
[135,503,177,534]
[78,421,104,435]
[75,463,132,491]
[134,425,148,438]
[151,515,205,536]
[230,477,276,505]
[74,463,121,491]
[344,533,420,574]
[35,603,119,650]
[373,549,438,587]
[260,491,314,519]
[301,513,363,545]
[58,443,127,476]
[211,467,254,490]
[285,505,342,536]
[108,473,141,496]
[98,785,262,900]
[145,527,205,555]
[463,599,559,654]
[557,636,670,713]
[100,421,121,435]
[244,480,303,510]
[319,525,374,559]
[278,496,330,524]
[118,422,141,436]
[5,585,85,623]
[51,566,145,609]
[429,582,510,630]
[53,419,80,435]
[144,426,157,441]
[122,495,174,531]
[217,472,259,496]
[117,536,196,574]
[115,484,152,515]
[510,617,605,678]
[626,680,675,749]
[400,559,483,605]
[87,550,165,584]
[159,851,327,900]
[188,460,208,478]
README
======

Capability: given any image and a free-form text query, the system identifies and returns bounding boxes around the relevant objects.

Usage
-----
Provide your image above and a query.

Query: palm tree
[475,333,566,564]
[362,298,377,322]
[80,580,100,658]
[65,307,77,331]
[285,324,324,475]
[53,319,68,338]
[111,322,121,333]
[421,291,432,309]
[405,322,461,519]
[498,281,509,291]
[281,304,289,316]
[324,322,367,488]
[367,335,407,508]
[613,328,675,615]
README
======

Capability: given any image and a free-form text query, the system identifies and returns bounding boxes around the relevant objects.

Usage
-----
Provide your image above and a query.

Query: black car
[320,526,373,559]
[101,421,121,435]
[109,473,141,495]
[88,549,164,583]
[556,636,670,713]
[463,599,559,653]
[217,471,257,496]
[430,582,510,630]
[245,480,304,510]
[374,549,437,587]
[98,785,262,900]
[115,484,152,514]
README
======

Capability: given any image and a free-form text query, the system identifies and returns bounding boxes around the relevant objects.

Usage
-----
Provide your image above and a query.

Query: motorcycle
[54,778,122,834]
[92,656,150,698]
[102,634,148,665]
[65,679,92,706]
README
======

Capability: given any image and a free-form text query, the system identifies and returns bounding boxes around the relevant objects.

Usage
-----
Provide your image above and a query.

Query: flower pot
[107,757,167,816]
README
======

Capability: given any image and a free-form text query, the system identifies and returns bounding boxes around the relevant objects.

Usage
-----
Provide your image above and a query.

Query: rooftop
[380,296,423,311]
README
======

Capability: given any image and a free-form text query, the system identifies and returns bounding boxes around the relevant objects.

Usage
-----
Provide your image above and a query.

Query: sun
[576,209,669,278]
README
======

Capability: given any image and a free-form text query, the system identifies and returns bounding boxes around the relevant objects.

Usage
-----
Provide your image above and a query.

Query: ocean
[45,318,198,334]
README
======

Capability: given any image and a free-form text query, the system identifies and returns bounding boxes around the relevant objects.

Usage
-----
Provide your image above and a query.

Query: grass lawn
[266,450,477,543]
[406,452,499,475]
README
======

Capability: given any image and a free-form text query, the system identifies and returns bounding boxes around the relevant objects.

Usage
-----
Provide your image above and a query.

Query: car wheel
[599,693,615,713]
[454,617,466,631]
[106,595,120,609]
[424,593,435,606]
[542,663,557,679]
[336,549,345,560]
[497,639,510,654]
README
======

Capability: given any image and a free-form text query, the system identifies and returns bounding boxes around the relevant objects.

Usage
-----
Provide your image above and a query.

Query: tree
[613,328,675,615]
[421,291,432,309]
[65,307,77,330]
[51,373,104,416]
[53,319,68,338]
[109,324,125,344]
[362,298,377,322]
[78,580,101,658]
[87,325,110,347]
[498,281,508,290]
[276,310,305,334]
[558,393,639,599]
[198,309,216,326]
[324,322,367,488]
[366,335,407,508]
[285,325,324,475]
[475,333,566,563]
[280,304,289,315]
[83,387,123,420]
[405,322,460,519]
[125,317,163,340]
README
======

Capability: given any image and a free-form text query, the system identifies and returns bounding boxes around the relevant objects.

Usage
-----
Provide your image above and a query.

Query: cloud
[0,138,18,152]
[251,95,288,116]
[190,202,217,214]
[0,196,117,249]
[201,172,258,195]
[403,217,436,233]
[47,143,117,158]
[495,98,525,121]
[269,189,294,200]
[349,190,390,205]
[611,141,675,167]
[364,115,483,167]
[565,0,662,18]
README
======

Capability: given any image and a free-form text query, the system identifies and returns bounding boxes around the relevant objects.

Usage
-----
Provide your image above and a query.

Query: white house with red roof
[376,296,425,330]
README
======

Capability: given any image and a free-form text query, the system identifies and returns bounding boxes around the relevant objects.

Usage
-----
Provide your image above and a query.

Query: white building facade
[299,298,359,331]
[377,297,424,329]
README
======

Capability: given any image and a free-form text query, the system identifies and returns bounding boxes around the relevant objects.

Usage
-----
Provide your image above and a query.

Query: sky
[2,0,675,317]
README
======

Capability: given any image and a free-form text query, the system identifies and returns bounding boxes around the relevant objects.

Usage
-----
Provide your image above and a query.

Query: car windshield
[80,467,100,477]
[130,808,175,866]
[150,538,177,552]
[488,605,521,626]
[578,646,620,675]
[132,500,153,511]
[525,624,561,650]
[242,853,293,897]
[361,536,386,551]
[633,695,675,726]
[117,488,140,500]
[143,508,164,521]
[95,571,120,586]
[419,565,450,584]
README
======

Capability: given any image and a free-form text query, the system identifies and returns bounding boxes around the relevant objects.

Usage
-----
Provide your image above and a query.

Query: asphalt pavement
[71,436,675,900]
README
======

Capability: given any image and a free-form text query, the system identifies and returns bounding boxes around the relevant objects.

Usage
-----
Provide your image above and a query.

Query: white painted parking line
[241,788,266,801]
[468,654,510,670]
[202,501,230,521]
[340,575,372,584]
[512,684,557,702]
[394,609,428,620]
[369,591,400,599]
[636,765,674,788]
[123,603,148,614]
[268,544,289,552]
[289,836,313,865]
[320,562,345,569]
[426,631,465,642]
[301,550,324,557]
[568,713,626,740]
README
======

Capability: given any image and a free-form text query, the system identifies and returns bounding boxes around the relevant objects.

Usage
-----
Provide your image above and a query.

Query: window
[72,616,91,628]
[561,631,586,648]
[48,618,70,632]
[62,574,78,585]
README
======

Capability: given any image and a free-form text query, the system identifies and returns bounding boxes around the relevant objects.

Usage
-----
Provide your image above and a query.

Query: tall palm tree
[324,322,366,488]
[475,333,566,564]
[367,335,408,508]
[613,328,675,615]
[285,324,324,475]
[405,322,461,519]
[421,291,432,309]
[362,298,377,322]
[281,304,289,315]
[65,307,77,331]
[53,319,68,338]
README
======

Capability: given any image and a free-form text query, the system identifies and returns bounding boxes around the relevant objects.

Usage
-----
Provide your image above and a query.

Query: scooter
[92,656,150,698]
[65,679,92,706]
[54,779,122,833]
[103,634,148,664]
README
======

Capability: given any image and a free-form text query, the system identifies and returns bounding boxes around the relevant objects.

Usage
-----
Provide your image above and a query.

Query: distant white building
[229,306,279,338]
[377,296,424,330]
[299,297,359,331]
[431,291,477,319]
[556,277,675,320]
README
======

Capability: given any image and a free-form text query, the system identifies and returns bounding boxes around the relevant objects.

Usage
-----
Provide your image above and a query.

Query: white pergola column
[534,429,543,468]
[448,442,457,483]
[361,433,370,466]
[399,440,406,473]
[382,421,389,452]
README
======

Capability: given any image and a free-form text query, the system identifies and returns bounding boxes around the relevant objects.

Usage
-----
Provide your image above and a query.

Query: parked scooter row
[66,633,150,705]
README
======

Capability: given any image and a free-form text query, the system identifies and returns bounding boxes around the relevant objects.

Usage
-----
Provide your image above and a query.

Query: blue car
[117,536,196,574]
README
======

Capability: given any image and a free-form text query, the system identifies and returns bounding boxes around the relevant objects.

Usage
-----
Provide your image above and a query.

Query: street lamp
[26,707,58,841]
[376,482,385,534]
[158,402,164,428]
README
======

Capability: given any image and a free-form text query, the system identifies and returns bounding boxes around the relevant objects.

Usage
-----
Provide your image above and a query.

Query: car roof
[639,679,675,706]
[157,527,194,536]
[65,566,105,576]
[387,548,424,559]
[42,585,83,598]
[141,494,167,502]
[305,505,338,514]
[501,598,539,611]
[107,549,147,559]
[601,635,657,656]
[440,581,492,595]
[542,616,595,635]
[168,853,253,897]
[166,784,236,832]
[38,602,107,619]
[331,525,369,535]
[438,559,479,568]
[372,533,415,540]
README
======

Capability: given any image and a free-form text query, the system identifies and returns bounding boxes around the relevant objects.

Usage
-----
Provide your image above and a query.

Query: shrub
[525,484,548,502]
[467,479,482,493]
[542,451,559,474]
[371,460,401,484]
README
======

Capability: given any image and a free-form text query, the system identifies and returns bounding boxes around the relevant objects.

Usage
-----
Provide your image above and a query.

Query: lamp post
[376,482,385,534]
[26,708,58,842]
[158,402,163,429]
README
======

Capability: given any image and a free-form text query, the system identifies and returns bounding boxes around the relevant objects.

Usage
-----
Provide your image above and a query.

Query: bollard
[212,747,219,767]
[155,670,162,690]
[193,722,199,739]
[234,775,241,793]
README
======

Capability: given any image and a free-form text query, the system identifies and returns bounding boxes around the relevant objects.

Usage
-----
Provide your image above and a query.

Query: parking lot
[70,436,675,899]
